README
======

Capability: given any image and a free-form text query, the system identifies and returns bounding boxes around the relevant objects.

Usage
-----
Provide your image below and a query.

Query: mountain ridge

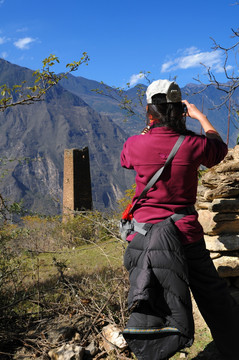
[0,58,238,214]
[0,59,134,214]
[60,75,239,146]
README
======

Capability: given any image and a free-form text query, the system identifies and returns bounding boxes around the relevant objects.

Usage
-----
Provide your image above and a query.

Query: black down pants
[183,238,239,359]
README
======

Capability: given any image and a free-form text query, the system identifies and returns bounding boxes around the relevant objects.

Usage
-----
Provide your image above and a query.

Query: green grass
[20,239,126,283]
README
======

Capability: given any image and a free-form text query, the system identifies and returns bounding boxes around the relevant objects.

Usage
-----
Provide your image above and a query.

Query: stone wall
[197,145,239,302]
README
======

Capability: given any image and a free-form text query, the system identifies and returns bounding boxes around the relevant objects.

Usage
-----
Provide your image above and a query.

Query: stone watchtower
[63,147,92,218]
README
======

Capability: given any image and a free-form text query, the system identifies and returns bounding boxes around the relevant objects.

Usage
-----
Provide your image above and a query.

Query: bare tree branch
[192,29,239,115]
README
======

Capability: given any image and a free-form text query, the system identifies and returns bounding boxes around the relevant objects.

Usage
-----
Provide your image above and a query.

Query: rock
[48,344,84,360]
[198,210,239,235]
[204,184,239,201]
[179,352,187,358]
[47,326,77,344]
[201,170,239,188]
[224,145,239,161]
[196,201,211,210]
[215,161,239,173]
[209,198,239,213]
[201,170,221,189]
[85,340,99,357]
[204,234,239,251]
[74,332,81,342]
[101,324,127,353]
[196,185,210,204]
[210,252,221,260]
[213,256,239,277]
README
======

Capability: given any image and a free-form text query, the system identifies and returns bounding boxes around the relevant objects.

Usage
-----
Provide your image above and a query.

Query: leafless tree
[194,17,239,115]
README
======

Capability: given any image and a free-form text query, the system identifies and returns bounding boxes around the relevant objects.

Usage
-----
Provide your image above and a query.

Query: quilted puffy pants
[183,238,239,360]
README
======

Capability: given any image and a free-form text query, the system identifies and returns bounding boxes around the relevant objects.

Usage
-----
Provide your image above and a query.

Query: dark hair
[147,94,193,135]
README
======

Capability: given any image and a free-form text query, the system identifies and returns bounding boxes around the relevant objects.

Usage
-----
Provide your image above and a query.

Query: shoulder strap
[130,135,185,213]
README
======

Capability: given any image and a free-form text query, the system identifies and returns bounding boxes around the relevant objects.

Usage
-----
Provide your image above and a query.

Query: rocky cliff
[0,74,134,214]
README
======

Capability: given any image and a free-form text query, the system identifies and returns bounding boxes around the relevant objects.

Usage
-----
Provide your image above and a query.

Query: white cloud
[161,47,227,74]
[128,73,146,87]
[14,37,36,50]
[0,0,5,6]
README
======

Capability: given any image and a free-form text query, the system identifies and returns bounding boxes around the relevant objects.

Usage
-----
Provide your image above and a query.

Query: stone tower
[63,147,92,218]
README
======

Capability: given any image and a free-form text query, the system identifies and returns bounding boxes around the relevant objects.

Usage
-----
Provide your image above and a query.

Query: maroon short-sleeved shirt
[121,126,228,244]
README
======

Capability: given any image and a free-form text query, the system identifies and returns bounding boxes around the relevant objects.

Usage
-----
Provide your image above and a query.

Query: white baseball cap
[146,79,182,104]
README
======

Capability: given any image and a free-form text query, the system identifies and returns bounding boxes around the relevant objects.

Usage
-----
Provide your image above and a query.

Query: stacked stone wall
[197,145,239,302]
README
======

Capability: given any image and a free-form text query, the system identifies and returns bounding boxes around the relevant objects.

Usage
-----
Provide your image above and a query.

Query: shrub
[117,183,136,215]
[61,210,118,246]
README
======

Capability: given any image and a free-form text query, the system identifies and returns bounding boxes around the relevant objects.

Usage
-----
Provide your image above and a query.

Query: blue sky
[0,0,238,89]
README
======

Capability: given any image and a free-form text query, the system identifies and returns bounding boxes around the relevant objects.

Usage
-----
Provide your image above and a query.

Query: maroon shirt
[121,126,228,244]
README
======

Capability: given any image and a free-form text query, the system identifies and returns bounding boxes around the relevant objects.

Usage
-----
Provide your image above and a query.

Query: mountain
[0,60,134,214]
[61,75,239,147]
[60,75,146,135]
[0,59,238,215]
